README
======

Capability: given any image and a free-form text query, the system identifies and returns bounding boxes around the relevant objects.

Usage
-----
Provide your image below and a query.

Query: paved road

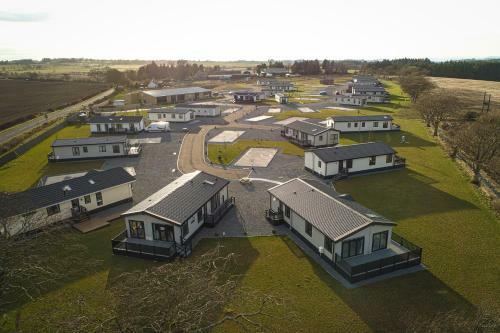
[0,88,115,145]
[178,105,281,179]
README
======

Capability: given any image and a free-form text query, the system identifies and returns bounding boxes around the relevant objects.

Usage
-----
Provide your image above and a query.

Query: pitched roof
[310,142,395,163]
[352,85,386,92]
[89,116,143,124]
[123,171,229,225]
[0,168,135,218]
[52,136,127,147]
[268,178,395,241]
[330,115,393,122]
[149,107,192,114]
[284,120,333,135]
[142,87,211,98]
[233,91,263,96]
[262,68,289,74]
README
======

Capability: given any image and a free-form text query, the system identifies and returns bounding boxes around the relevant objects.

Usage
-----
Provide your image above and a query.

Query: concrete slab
[208,130,245,143]
[245,115,274,122]
[298,107,317,113]
[222,107,240,114]
[325,106,356,111]
[274,117,309,126]
[128,137,162,144]
[295,97,320,101]
[234,148,278,167]
[268,108,281,113]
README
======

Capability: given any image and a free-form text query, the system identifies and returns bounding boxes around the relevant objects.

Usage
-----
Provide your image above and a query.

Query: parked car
[145,121,170,132]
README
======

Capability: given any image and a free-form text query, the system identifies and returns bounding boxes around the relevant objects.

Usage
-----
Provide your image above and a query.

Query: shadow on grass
[341,129,436,148]
[313,263,476,332]
[335,169,478,221]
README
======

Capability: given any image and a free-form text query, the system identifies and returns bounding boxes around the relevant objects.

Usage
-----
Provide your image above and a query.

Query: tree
[415,89,461,136]
[399,75,435,102]
[452,114,500,184]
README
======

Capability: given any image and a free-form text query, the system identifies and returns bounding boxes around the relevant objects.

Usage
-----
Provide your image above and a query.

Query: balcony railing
[111,230,177,261]
[205,197,235,227]
[332,232,422,283]
[280,131,312,147]
[265,209,284,225]
[394,156,406,167]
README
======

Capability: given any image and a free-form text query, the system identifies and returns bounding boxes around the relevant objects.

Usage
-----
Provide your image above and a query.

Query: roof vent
[204,180,215,186]
[88,179,95,184]
[366,213,378,218]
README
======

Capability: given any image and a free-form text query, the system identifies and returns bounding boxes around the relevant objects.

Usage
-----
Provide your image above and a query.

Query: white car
[146,121,170,132]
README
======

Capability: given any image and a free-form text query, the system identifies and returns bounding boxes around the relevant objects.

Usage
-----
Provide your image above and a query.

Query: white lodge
[148,107,195,123]
[48,136,140,161]
[266,178,422,282]
[304,142,405,178]
[114,171,234,260]
[281,120,340,148]
[325,115,399,133]
[89,116,145,133]
[0,168,135,236]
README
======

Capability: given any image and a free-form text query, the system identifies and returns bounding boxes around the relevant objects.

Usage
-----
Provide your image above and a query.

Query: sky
[1,0,500,61]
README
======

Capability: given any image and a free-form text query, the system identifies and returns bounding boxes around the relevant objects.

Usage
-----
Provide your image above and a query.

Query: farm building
[281,120,339,147]
[325,115,399,132]
[176,103,221,117]
[265,178,422,283]
[331,94,367,106]
[260,68,289,77]
[140,87,212,105]
[351,85,388,103]
[232,91,265,103]
[304,142,405,178]
[0,168,135,236]
[275,93,289,104]
[89,116,144,133]
[148,108,195,123]
[48,136,141,161]
[113,170,234,260]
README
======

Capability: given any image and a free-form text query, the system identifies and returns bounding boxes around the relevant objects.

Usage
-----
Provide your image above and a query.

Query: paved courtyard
[234,148,278,167]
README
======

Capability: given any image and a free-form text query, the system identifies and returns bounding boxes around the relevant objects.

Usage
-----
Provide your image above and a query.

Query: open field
[0,124,102,192]
[429,76,500,112]
[0,80,108,128]
[207,140,304,165]
[1,79,498,332]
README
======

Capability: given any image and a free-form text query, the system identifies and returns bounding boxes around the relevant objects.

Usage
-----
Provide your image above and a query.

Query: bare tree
[399,75,435,102]
[415,89,462,136]
[452,114,500,184]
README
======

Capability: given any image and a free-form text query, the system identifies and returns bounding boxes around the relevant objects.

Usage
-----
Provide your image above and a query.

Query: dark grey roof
[268,178,395,241]
[123,171,229,225]
[142,87,211,98]
[262,68,289,74]
[0,168,135,218]
[52,136,127,147]
[352,85,386,92]
[149,107,192,114]
[284,120,334,136]
[89,116,143,123]
[311,142,395,163]
[176,103,219,109]
[233,91,262,96]
[331,115,393,122]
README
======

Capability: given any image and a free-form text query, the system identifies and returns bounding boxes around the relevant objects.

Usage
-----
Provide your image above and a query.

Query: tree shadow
[335,169,479,221]
[341,129,436,148]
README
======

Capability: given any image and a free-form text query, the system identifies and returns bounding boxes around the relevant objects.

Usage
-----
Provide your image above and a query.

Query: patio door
[71,198,80,209]
[153,223,174,242]
[338,160,344,173]
[129,220,145,239]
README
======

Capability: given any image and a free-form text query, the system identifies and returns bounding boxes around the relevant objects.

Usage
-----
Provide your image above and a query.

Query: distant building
[325,115,399,132]
[140,87,212,105]
[232,91,265,103]
[49,136,140,161]
[275,93,289,104]
[260,68,289,77]
[148,108,195,123]
[281,120,339,147]
[113,99,125,107]
[147,80,159,89]
[89,116,144,133]
[352,85,388,103]
[331,94,367,106]
[176,103,221,117]
[257,80,295,92]
[0,168,135,235]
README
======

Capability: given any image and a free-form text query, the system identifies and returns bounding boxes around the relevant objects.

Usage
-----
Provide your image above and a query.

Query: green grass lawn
[0,125,103,192]
[207,140,304,165]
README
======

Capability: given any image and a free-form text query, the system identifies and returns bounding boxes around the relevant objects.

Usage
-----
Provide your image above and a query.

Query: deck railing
[111,230,177,261]
[280,131,312,147]
[332,232,422,283]
[265,209,284,225]
[205,197,235,227]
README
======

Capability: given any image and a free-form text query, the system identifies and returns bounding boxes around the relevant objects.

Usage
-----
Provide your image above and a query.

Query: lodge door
[71,198,80,209]
[153,223,174,242]
[339,160,344,173]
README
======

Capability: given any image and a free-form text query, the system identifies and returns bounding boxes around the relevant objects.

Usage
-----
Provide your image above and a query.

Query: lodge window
[96,192,103,206]
[99,145,106,152]
[197,208,204,222]
[383,121,388,128]
[72,147,80,156]
[341,237,364,258]
[182,222,189,238]
[386,154,393,163]
[153,223,174,241]
[369,156,376,165]
[324,235,333,253]
[46,204,60,216]
[318,160,322,168]
[84,195,91,204]
[305,221,312,237]
[319,135,323,141]
[112,145,120,153]
[172,114,176,119]
[284,205,290,218]
[96,124,101,131]
[83,146,88,153]
[347,122,351,128]
[373,122,379,127]
[346,159,353,169]
[354,122,358,127]
[129,220,145,239]
[361,122,365,127]
[372,231,388,252]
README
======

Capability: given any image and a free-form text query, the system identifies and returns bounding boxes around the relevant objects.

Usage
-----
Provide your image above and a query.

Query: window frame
[99,145,106,153]
[305,221,313,237]
[284,205,291,218]
[346,159,353,169]
[112,144,120,154]
[129,220,145,239]
[182,222,189,238]
[324,235,333,253]
[95,192,103,206]
[369,156,376,166]
[386,154,393,163]
[373,121,379,127]
[72,146,80,156]
[82,146,88,153]
[84,195,91,204]
[46,204,61,216]
[341,237,365,258]
[372,231,388,252]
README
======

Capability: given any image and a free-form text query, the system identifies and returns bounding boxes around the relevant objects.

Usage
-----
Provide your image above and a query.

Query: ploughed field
[0,79,108,129]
